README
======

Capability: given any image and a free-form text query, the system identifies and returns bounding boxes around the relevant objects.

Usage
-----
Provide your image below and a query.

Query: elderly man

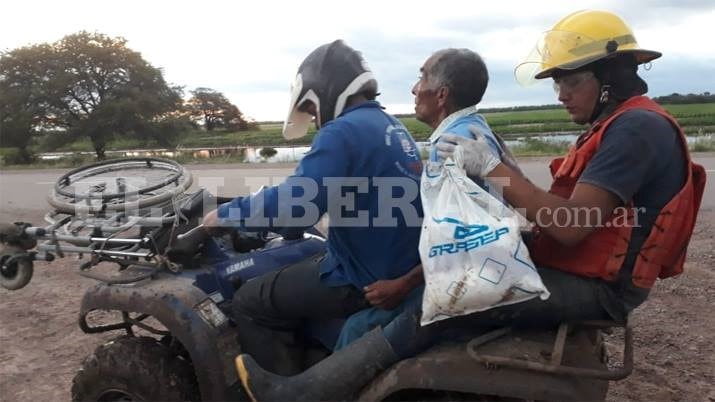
[414,48,508,165]
[236,47,517,401]
[236,11,705,402]
[333,48,518,351]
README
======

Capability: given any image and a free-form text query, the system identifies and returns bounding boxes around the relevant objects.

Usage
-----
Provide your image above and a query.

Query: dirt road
[0,158,713,401]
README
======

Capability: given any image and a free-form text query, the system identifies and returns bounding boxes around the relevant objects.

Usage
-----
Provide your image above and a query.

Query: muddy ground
[1,211,713,402]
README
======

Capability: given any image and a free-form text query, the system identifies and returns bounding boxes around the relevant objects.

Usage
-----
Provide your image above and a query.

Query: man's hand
[364,264,424,310]
[435,127,501,178]
[202,208,227,236]
[364,277,411,310]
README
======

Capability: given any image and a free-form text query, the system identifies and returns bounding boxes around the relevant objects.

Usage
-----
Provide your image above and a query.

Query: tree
[49,32,184,159]
[259,147,277,161]
[186,88,251,131]
[0,31,186,161]
[0,44,55,163]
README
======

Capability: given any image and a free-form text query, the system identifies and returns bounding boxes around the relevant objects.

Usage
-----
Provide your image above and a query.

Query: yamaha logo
[225,258,255,275]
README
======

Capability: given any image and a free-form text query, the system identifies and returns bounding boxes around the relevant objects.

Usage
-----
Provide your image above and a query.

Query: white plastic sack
[419,148,550,325]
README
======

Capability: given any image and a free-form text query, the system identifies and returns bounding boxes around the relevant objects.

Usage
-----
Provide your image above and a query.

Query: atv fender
[79,273,241,402]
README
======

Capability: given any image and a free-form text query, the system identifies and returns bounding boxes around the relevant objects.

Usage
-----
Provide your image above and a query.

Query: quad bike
[0,157,633,401]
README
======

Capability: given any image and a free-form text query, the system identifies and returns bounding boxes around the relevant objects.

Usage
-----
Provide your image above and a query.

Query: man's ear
[436,86,450,108]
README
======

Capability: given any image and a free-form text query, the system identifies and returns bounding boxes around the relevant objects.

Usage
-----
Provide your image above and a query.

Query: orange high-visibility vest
[529,96,706,288]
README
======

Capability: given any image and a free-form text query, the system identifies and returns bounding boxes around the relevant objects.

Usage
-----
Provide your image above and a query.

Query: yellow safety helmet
[515,10,661,86]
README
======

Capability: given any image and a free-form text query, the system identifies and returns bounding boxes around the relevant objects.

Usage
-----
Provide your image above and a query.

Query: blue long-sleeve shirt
[217,101,423,289]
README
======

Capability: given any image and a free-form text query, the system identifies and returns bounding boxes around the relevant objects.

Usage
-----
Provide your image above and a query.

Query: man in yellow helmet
[234,11,706,401]
[440,9,704,294]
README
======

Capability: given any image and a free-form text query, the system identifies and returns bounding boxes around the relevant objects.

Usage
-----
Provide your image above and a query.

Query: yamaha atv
[0,158,633,401]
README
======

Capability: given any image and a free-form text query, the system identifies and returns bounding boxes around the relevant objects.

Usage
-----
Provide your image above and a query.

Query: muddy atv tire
[71,336,198,402]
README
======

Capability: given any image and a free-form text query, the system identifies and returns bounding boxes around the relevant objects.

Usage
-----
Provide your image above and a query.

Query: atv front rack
[79,308,170,337]
[467,319,633,380]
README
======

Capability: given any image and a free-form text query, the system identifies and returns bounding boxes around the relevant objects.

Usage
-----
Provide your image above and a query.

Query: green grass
[510,138,571,156]
[400,118,433,139]
[483,109,573,125]
[662,103,715,116]
[673,116,715,126]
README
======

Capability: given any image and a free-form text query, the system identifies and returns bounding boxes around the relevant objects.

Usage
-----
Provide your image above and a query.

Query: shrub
[0,148,36,165]
[259,147,278,160]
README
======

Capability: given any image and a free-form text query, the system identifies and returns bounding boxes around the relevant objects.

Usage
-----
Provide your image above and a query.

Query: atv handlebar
[166,225,209,260]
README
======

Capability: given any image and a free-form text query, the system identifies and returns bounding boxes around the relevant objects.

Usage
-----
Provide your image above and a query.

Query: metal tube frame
[467,319,633,381]
[27,209,181,258]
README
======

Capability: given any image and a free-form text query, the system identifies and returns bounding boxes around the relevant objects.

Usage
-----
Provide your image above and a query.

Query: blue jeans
[334,285,424,351]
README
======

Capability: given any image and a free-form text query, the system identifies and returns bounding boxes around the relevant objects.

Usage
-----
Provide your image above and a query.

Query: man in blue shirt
[203,40,424,377]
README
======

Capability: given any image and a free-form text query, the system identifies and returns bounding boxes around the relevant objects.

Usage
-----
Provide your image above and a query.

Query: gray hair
[426,48,489,109]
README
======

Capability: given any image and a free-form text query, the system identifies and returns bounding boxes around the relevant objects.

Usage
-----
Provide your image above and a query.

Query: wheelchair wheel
[49,158,193,214]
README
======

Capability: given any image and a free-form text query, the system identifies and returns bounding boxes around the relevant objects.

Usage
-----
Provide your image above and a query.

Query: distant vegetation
[653,92,715,104]
[0,31,256,164]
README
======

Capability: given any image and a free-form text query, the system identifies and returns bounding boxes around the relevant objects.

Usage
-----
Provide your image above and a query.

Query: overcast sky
[3,0,714,121]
